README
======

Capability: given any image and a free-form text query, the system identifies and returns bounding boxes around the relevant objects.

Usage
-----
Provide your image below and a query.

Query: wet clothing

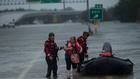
[77,36,87,50]
[77,36,88,72]
[65,54,77,70]
[64,41,77,70]
[64,40,82,70]
[66,40,82,56]
[77,36,88,61]
[44,39,59,77]
[44,39,58,58]
[45,57,57,77]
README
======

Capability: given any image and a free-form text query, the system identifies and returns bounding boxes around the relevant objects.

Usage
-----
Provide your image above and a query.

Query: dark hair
[49,32,55,37]
[83,32,89,37]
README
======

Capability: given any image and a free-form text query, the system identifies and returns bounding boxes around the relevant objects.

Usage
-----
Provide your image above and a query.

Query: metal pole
[86,0,89,21]
[86,0,93,35]
[63,0,65,10]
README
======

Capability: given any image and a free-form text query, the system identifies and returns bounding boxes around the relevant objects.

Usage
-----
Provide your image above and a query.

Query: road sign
[95,4,103,9]
[89,7,103,21]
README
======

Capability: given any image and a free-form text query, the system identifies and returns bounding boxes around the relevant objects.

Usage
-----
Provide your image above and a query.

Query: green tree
[115,0,140,22]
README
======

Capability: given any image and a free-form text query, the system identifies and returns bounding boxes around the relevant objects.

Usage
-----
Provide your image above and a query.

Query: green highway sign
[89,4,103,21]
[95,4,103,9]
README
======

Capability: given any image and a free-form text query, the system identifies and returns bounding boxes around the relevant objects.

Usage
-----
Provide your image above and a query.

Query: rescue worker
[77,32,89,72]
[44,32,61,78]
[99,42,113,57]
[63,37,82,75]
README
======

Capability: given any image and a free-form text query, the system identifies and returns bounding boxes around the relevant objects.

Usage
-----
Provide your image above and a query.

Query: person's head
[102,42,112,53]
[83,32,89,39]
[48,32,55,41]
[70,36,76,46]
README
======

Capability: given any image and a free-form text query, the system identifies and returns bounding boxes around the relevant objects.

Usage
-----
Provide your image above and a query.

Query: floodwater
[0,22,140,79]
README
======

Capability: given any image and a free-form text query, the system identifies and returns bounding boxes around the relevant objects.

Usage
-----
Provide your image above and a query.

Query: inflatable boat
[80,57,133,75]
[80,42,134,75]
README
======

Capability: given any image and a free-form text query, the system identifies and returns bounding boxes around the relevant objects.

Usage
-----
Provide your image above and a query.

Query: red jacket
[44,39,58,58]
[65,40,82,56]
[77,36,87,48]
[77,36,87,54]
[99,52,113,57]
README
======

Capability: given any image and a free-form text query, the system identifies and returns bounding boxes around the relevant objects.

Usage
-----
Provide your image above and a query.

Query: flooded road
[0,22,140,79]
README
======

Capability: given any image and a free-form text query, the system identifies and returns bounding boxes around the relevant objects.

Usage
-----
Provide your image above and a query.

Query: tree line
[113,0,140,22]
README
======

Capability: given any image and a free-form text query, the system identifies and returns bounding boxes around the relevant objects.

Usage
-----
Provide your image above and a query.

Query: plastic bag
[70,53,79,64]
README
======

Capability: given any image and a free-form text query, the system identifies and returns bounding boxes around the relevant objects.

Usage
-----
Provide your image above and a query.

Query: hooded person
[99,42,113,57]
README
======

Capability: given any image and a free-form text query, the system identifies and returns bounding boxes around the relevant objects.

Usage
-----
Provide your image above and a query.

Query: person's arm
[76,42,82,54]
[63,46,72,51]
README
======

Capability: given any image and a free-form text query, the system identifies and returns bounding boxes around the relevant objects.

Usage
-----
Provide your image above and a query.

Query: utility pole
[86,0,89,21]
[86,0,93,35]
[63,0,66,10]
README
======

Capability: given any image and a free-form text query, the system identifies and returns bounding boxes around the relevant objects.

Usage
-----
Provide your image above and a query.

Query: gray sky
[0,0,119,10]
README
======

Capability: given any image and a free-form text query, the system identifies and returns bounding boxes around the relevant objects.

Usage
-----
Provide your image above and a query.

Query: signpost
[89,8,103,21]
[89,4,103,34]
[89,4,103,21]
[95,4,103,9]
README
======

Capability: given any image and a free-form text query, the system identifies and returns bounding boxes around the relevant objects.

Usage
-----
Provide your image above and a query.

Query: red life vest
[65,40,82,56]
[44,38,57,57]
[77,36,87,48]
[99,52,113,57]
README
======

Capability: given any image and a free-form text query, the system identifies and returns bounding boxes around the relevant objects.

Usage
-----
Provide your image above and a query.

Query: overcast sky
[0,0,119,10]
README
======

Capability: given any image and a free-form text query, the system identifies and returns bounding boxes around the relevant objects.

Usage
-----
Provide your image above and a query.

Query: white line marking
[17,57,38,79]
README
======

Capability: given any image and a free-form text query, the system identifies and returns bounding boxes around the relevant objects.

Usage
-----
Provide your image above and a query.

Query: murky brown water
[0,22,140,79]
